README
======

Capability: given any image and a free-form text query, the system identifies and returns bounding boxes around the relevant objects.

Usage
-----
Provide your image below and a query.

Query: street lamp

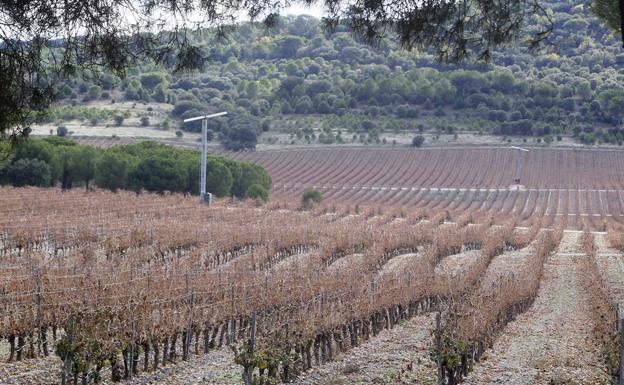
[183,111,228,204]
[509,146,530,187]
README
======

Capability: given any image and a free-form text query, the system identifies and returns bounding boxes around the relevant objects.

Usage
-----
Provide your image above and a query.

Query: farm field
[1,186,624,385]
[224,146,624,230]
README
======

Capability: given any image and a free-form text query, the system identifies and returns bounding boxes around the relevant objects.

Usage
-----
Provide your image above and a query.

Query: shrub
[245,184,269,202]
[140,116,150,126]
[175,130,184,138]
[302,189,322,209]
[412,135,425,147]
[114,115,124,126]
[56,126,68,137]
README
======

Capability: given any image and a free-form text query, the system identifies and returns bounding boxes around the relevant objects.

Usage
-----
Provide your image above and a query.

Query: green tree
[206,159,234,197]
[94,152,130,192]
[140,72,167,91]
[14,139,61,182]
[128,156,187,193]
[72,146,98,190]
[223,127,257,151]
[153,83,168,103]
[244,184,269,202]
[7,159,52,187]
[88,85,102,99]
[231,162,272,198]
[58,146,79,189]
[0,0,614,146]
[412,135,425,147]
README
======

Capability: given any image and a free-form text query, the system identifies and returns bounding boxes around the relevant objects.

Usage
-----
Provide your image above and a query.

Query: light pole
[509,146,530,186]
[183,111,228,204]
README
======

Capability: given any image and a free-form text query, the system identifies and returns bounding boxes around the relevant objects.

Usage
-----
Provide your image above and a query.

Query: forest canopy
[39,4,624,146]
[1,0,622,144]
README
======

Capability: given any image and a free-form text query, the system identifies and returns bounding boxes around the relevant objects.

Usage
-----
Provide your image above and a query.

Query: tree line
[0,139,272,200]
[40,1,624,147]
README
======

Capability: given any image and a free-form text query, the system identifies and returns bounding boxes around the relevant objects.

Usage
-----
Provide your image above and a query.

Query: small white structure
[183,111,228,204]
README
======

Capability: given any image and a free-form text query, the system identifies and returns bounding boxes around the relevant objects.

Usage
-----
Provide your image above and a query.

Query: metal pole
[200,117,207,204]
[183,111,226,205]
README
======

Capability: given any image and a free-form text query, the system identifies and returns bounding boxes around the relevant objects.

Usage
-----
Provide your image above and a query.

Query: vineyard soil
[462,232,611,385]
[293,314,437,385]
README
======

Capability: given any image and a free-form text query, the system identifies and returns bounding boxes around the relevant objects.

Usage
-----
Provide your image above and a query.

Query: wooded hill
[40,0,624,148]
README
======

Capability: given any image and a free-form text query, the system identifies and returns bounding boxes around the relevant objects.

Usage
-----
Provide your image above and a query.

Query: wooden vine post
[32,265,45,357]
[128,320,136,379]
[242,312,257,385]
[61,318,75,385]
[436,311,443,385]
[128,267,136,379]
[183,270,195,361]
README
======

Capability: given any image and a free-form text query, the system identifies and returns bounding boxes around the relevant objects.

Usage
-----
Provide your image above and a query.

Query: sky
[283,3,325,18]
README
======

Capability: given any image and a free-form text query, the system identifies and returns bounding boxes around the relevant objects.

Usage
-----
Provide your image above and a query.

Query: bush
[223,127,257,151]
[128,156,186,193]
[114,115,124,126]
[140,116,150,126]
[412,135,425,147]
[175,130,184,138]
[245,184,269,202]
[302,189,322,209]
[7,159,52,187]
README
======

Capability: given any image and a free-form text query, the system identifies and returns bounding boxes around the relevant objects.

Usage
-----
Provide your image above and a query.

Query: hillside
[32,0,624,150]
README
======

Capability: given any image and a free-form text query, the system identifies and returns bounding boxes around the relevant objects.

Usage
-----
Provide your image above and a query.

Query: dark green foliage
[223,127,257,151]
[590,0,620,34]
[302,189,322,209]
[4,8,621,150]
[94,152,130,192]
[140,73,167,91]
[412,135,425,147]
[88,85,102,100]
[205,158,234,197]
[7,159,52,187]
[244,183,268,202]
[231,162,272,198]
[0,0,622,148]
[129,157,186,193]
[2,139,269,198]
[56,126,68,137]
[579,132,597,145]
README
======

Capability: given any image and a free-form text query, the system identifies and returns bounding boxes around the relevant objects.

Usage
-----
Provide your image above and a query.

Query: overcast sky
[283,3,325,18]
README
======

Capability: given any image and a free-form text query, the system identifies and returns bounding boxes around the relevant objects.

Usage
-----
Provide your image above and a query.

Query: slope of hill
[35,0,624,149]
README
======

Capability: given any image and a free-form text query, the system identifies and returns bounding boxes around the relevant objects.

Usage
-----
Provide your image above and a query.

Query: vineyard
[1,185,624,385]
[224,146,624,231]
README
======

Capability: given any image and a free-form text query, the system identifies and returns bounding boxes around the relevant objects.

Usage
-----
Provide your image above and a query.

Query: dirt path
[463,232,611,385]
[594,233,624,306]
[293,314,437,385]
[0,345,242,385]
